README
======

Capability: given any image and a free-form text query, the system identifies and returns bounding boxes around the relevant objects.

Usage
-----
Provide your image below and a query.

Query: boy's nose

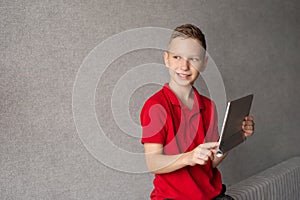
[180,59,190,70]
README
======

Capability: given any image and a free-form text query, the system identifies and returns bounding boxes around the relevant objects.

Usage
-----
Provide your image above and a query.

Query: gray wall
[1,0,299,199]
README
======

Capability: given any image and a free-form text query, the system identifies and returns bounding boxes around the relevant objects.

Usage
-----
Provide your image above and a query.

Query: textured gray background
[1,0,299,199]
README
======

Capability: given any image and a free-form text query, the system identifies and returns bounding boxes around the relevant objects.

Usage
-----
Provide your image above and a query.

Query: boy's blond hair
[170,24,207,50]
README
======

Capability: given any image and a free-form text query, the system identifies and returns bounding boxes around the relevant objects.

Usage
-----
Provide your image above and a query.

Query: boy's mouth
[176,73,191,79]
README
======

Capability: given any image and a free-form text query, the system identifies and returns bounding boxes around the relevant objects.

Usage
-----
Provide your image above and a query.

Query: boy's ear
[163,51,169,68]
[199,55,208,72]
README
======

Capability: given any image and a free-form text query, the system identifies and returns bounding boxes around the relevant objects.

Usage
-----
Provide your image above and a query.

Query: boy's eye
[173,56,181,60]
[190,58,199,62]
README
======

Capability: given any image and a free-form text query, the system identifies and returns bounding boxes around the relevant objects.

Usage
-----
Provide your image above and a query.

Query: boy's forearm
[146,152,190,174]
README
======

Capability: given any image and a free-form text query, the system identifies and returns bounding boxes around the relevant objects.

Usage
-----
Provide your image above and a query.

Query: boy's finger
[244,116,254,121]
[200,142,219,149]
[211,149,217,154]
[244,120,254,125]
[198,148,210,156]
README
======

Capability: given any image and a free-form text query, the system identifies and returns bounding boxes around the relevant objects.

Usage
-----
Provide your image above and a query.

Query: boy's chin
[173,79,194,87]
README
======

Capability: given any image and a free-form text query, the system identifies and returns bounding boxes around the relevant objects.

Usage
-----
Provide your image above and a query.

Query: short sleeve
[140,100,168,144]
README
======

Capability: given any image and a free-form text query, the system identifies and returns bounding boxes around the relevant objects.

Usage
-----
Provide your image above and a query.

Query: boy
[140,24,254,200]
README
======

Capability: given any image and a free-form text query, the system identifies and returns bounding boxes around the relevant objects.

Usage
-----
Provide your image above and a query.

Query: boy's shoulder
[198,93,214,106]
[193,87,215,108]
[143,87,167,107]
[140,87,169,120]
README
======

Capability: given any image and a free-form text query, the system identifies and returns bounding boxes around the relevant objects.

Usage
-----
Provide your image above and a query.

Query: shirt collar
[163,83,205,110]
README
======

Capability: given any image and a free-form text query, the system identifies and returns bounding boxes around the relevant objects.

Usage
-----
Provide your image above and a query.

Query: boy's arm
[144,142,218,174]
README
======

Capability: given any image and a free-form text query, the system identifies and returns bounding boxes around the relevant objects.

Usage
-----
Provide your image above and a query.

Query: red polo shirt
[141,84,222,200]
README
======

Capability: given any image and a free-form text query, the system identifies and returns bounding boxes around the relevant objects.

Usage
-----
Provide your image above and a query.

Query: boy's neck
[168,81,194,102]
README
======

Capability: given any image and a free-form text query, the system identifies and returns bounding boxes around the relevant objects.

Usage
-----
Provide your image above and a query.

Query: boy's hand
[242,116,255,138]
[186,142,218,166]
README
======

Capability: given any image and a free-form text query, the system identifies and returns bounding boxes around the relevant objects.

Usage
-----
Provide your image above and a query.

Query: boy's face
[164,37,208,86]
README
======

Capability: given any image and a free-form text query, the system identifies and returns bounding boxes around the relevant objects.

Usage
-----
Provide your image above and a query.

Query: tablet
[216,94,254,157]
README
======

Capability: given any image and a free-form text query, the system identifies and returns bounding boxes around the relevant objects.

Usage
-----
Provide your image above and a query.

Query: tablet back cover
[219,94,253,154]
